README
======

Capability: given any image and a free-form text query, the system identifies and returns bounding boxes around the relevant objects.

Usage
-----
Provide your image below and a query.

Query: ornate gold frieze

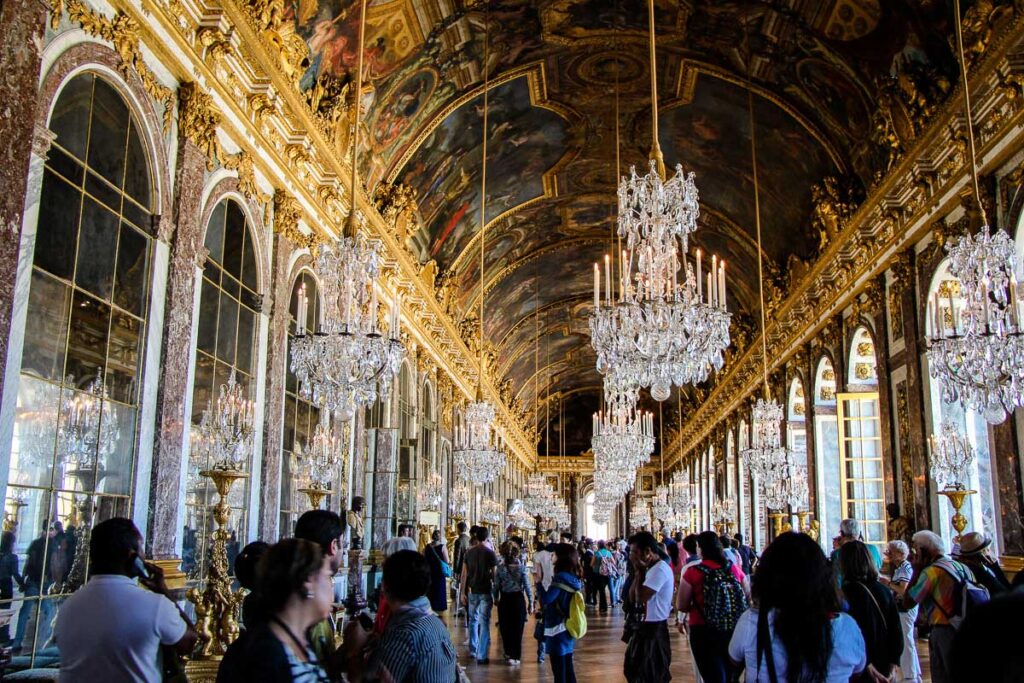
[178,82,222,168]
[272,191,319,253]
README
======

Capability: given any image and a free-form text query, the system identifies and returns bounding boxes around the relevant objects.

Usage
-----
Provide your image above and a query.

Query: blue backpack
[933,559,990,629]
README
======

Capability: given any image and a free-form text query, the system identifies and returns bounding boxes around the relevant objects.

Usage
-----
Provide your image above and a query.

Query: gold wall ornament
[854,362,876,381]
[178,82,223,169]
[810,176,858,254]
[959,0,1013,67]
[895,381,915,521]
[186,468,249,660]
[272,191,320,253]
[305,71,349,135]
[197,26,233,64]
[222,152,267,204]
[51,0,175,132]
[373,181,420,245]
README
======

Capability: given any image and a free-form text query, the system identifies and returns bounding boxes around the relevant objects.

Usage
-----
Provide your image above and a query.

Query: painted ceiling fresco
[396,74,572,270]
[293,0,961,454]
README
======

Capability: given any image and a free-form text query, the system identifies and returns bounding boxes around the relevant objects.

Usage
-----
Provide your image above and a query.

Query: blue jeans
[467,592,493,661]
[13,582,53,653]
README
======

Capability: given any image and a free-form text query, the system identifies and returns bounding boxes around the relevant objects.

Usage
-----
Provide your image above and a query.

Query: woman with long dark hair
[839,541,902,682]
[728,532,867,682]
[495,542,531,665]
[677,531,749,683]
[424,529,450,614]
[541,544,583,683]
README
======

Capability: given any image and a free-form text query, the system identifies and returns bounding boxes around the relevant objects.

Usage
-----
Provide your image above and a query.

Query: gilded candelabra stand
[939,486,976,542]
[299,483,331,510]
[186,468,249,668]
[768,510,787,539]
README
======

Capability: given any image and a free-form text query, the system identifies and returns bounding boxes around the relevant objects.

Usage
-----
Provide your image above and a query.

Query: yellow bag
[552,582,587,639]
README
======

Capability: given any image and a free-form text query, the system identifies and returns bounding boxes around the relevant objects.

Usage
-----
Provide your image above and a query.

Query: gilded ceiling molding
[665,13,1024,469]
[50,0,175,131]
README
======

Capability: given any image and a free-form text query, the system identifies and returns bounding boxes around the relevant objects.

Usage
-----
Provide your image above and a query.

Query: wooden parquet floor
[441,604,933,683]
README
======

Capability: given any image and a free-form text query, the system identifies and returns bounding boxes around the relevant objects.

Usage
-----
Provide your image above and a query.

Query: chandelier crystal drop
[290,237,405,422]
[297,415,343,493]
[630,496,650,530]
[417,471,445,512]
[481,498,504,526]
[926,225,1024,424]
[453,398,506,484]
[449,481,471,519]
[192,369,256,472]
[929,421,976,490]
[669,470,692,512]
[58,370,120,474]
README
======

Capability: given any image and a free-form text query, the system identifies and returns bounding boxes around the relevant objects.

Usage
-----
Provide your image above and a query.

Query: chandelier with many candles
[925,0,1024,425]
[740,398,788,483]
[589,0,730,403]
[297,414,343,495]
[289,3,404,422]
[929,421,975,490]
[191,369,256,472]
[591,388,655,475]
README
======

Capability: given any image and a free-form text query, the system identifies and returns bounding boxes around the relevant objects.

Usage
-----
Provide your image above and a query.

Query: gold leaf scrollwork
[51,0,175,133]
[222,151,269,204]
[374,181,420,246]
[178,82,222,169]
[273,191,321,254]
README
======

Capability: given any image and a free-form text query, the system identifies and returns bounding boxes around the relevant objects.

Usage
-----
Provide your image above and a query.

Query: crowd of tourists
[21,509,1024,683]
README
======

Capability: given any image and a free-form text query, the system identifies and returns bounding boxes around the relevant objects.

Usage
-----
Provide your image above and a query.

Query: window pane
[86,78,129,187]
[65,291,110,385]
[196,278,219,356]
[10,377,63,486]
[75,196,119,300]
[107,310,144,404]
[21,272,71,382]
[191,353,214,425]
[49,75,93,160]
[241,222,258,293]
[34,170,81,281]
[204,201,226,262]
[221,202,245,279]
[215,292,238,365]
[235,306,254,375]
[113,222,149,318]
[97,403,136,496]
[123,119,150,206]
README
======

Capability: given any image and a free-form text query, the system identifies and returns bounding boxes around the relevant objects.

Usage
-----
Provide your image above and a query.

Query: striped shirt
[367,596,456,683]
[283,645,331,683]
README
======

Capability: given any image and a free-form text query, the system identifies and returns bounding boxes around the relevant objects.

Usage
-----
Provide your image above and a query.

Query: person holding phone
[52,517,197,682]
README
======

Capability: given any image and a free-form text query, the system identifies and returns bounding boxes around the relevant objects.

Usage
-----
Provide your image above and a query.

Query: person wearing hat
[954,531,1011,596]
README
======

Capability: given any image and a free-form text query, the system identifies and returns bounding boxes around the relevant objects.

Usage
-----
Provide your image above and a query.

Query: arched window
[7,73,154,658]
[184,197,261,581]
[813,356,840,548]
[788,378,807,453]
[584,490,608,540]
[737,420,751,544]
[925,264,997,549]
[839,327,886,552]
[280,271,320,536]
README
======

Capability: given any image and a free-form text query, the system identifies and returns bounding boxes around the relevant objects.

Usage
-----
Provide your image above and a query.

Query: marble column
[0,0,47,427]
[991,419,1024,555]
[257,233,295,541]
[147,136,209,562]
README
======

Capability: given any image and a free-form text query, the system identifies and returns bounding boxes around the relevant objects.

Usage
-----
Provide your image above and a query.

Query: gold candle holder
[768,511,786,539]
[187,468,249,662]
[299,485,331,510]
[939,487,976,542]
[796,510,812,533]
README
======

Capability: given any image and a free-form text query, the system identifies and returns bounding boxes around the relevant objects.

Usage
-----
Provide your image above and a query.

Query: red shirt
[681,560,746,626]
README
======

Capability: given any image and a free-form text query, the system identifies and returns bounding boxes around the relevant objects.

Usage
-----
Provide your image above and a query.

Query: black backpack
[696,562,748,632]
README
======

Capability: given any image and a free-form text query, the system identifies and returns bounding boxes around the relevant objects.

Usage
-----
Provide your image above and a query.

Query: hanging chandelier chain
[478,4,489,374]
[646,0,664,176]
[953,0,987,227]
[747,89,769,400]
[345,0,369,238]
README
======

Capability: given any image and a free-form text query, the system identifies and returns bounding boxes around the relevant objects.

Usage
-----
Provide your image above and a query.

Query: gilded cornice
[664,12,1024,470]
[78,0,539,468]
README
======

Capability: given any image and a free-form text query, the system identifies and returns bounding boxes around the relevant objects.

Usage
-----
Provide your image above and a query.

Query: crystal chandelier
[929,421,975,490]
[630,496,650,530]
[926,227,1024,424]
[58,370,120,477]
[925,2,1024,425]
[449,481,471,519]
[669,470,692,512]
[591,387,655,475]
[480,498,504,526]
[192,369,255,472]
[291,1,404,423]
[297,414,343,493]
[651,484,673,523]
[454,399,506,484]
[589,0,730,402]
[711,498,736,527]
[417,471,445,512]
[290,241,405,422]
[740,398,788,483]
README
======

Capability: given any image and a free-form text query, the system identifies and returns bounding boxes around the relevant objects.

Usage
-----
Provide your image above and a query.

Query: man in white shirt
[53,518,196,683]
[625,531,674,683]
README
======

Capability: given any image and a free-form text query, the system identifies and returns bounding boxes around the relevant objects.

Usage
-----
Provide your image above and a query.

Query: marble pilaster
[147,137,209,559]
[369,427,398,552]
[0,0,47,459]
[257,233,295,541]
[991,419,1024,555]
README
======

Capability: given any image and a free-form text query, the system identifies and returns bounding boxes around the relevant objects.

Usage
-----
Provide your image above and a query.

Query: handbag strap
[856,581,888,633]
